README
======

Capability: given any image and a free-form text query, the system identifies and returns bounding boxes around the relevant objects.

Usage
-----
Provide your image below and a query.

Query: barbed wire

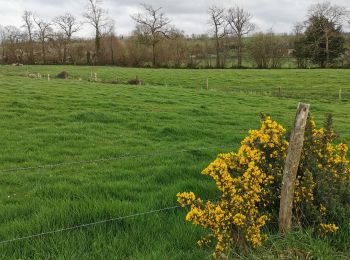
[0,205,181,245]
[0,144,241,174]
[0,196,220,246]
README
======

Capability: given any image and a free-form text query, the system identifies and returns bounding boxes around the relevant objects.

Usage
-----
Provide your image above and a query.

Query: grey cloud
[0,0,349,36]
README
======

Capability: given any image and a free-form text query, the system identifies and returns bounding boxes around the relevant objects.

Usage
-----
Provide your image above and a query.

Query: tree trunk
[110,37,115,65]
[41,41,46,64]
[325,32,329,68]
[63,42,67,64]
[237,36,243,68]
[152,42,156,67]
[216,38,220,68]
[95,29,101,63]
[28,38,34,64]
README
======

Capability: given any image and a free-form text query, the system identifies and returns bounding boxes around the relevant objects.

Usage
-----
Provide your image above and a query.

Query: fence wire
[0,196,220,246]
[0,205,181,245]
[0,144,240,174]
[0,134,245,246]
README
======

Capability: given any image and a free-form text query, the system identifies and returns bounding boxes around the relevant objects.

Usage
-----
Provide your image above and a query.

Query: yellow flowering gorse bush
[177,115,350,259]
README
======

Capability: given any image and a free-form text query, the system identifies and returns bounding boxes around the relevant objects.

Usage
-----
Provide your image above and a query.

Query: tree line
[1,0,350,68]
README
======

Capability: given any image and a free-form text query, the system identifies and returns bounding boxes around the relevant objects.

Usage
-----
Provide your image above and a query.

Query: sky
[0,0,349,37]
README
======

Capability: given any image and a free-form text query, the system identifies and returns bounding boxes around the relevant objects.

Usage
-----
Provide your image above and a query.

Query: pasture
[0,66,349,259]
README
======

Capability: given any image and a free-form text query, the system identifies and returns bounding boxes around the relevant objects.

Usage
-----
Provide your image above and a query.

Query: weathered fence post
[339,89,342,102]
[279,102,310,234]
[206,78,209,90]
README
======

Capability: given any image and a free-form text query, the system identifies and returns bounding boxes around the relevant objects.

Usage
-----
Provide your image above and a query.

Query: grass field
[1,65,350,102]
[0,66,349,259]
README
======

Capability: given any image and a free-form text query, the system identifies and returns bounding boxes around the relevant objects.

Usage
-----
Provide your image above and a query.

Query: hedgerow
[177,115,350,259]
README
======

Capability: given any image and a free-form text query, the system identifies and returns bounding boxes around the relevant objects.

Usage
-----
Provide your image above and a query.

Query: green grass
[1,65,350,102]
[0,66,349,259]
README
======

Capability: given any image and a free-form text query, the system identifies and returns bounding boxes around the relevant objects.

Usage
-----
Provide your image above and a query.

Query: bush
[56,71,69,79]
[177,115,350,259]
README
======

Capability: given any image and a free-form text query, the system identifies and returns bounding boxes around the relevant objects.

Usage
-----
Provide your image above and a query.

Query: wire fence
[0,195,221,246]
[0,143,226,246]
[0,144,241,174]
[2,73,349,102]
[0,205,182,245]
[0,126,251,246]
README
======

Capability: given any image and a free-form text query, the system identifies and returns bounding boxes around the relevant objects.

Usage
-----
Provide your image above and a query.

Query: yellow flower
[320,223,339,233]
[320,204,327,216]
[178,116,349,259]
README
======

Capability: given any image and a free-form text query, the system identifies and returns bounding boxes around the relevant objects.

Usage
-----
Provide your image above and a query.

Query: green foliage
[295,15,346,68]
[178,115,349,258]
[296,115,350,231]
[249,32,287,69]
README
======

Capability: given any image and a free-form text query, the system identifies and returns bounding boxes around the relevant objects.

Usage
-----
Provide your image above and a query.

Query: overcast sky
[0,0,349,37]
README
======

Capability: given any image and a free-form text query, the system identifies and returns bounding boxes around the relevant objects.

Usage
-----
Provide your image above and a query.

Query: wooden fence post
[339,89,342,102]
[279,102,310,234]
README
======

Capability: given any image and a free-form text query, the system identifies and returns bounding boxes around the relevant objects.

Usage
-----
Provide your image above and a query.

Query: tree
[131,4,172,67]
[0,25,6,63]
[22,10,35,64]
[249,33,270,69]
[226,6,255,68]
[33,16,53,64]
[293,23,309,68]
[104,19,117,65]
[1,26,23,63]
[125,33,150,67]
[53,13,81,63]
[307,2,346,67]
[269,34,288,68]
[83,0,109,61]
[308,1,346,25]
[208,6,227,68]
[168,30,187,68]
[249,31,287,69]
[304,15,345,67]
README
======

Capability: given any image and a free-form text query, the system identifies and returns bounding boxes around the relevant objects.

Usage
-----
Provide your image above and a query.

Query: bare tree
[83,0,109,60]
[104,19,117,65]
[53,13,81,63]
[226,6,255,68]
[170,29,187,68]
[309,2,346,26]
[22,10,35,64]
[293,22,305,36]
[208,6,227,68]
[0,25,6,63]
[34,16,53,64]
[1,26,23,63]
[308,2,346,67]
[131,4,172,67]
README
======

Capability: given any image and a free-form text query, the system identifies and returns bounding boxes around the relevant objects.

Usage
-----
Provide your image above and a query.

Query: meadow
[0,66,349,259]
